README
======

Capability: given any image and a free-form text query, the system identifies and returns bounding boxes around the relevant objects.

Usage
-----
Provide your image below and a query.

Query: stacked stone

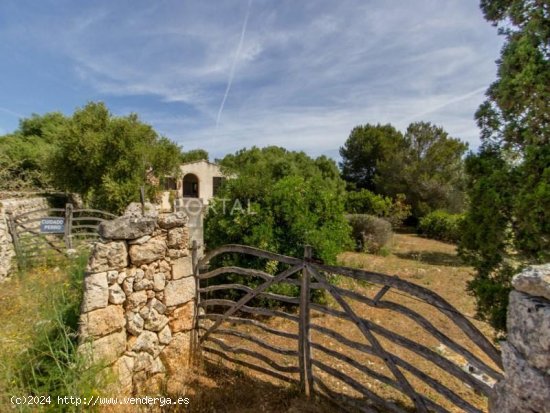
[78,204,196,395]
[490,264,550,413]
[0,197,49,281]
[0,204,15,281]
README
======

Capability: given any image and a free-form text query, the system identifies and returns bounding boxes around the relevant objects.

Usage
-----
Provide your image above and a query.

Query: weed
[2,252,107,412]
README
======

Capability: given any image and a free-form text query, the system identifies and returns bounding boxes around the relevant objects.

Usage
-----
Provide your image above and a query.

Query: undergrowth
[1,252,107,412]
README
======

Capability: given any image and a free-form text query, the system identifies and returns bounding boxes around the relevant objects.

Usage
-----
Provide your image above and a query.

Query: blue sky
[0,0,503,160]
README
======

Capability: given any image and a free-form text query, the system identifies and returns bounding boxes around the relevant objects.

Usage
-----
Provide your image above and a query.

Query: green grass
[0,252,107,412]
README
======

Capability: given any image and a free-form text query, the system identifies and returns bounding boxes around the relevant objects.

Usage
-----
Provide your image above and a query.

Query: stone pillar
[489,264,550,413]
[78,203,197,395]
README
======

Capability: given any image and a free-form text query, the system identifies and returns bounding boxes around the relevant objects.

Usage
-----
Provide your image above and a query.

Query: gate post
[6,211,24,270]
[190,240,202,366]
[299,245,314,397]
[64,203,73,250]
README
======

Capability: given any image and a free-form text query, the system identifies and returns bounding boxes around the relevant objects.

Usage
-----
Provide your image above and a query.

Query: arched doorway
[183,173,199,198]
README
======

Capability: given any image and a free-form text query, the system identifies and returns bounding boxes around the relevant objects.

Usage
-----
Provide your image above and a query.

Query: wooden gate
[195,244,503,413]
[6,203,116,267]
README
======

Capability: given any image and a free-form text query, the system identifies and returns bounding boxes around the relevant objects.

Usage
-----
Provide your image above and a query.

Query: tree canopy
[340,122,468,220]
[205,146,351,265]
[0,113,69,190]
[0,102,195,214]
[339,124,405,191]
[47,102,182,213]
[181,149,209,163]
[459,0,550,331]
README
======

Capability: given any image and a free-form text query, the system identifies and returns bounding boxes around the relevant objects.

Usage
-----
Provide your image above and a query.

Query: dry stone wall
[78,204,196,395]
[0,196,49,281]
[489,264,550,413]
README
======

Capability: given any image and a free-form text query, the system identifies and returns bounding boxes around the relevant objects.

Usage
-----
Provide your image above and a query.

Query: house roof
[180,159,221,168]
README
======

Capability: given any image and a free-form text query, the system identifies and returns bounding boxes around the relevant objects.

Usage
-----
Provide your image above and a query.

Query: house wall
[180,161,224,204]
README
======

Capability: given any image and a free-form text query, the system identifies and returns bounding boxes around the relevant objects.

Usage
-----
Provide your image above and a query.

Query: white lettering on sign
[40,218,65,234]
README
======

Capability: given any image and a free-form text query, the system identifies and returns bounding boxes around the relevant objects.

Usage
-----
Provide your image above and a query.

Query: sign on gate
[40,218,65,234]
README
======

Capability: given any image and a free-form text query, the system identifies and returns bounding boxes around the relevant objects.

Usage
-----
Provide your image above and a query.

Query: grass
[338,233,489,325]
[201,232,499,413]
[0,252,331,413]
[0,252,107,412]
[0,232,498,413]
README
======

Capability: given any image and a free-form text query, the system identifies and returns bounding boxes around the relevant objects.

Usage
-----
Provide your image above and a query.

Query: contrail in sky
[0,106,24,118]
[216,0,252,127]
[401,86,487,123]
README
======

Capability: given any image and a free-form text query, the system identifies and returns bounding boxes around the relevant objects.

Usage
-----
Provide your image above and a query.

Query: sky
[0,0,503,160]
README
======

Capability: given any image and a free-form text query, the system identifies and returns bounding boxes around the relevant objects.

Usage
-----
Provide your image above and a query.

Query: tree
[339,124,405,191]
[459,0,550,331]
[377,122,468,218]
[0,113,68,190]
[339,122,468,220]
[205,146,351,265]
[48,102,182,213]
[181,149,209,163]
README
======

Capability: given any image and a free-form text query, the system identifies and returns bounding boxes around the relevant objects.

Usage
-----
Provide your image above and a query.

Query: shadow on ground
[163,360,334,413]
[161,359,410,413]
[394,250,468,267]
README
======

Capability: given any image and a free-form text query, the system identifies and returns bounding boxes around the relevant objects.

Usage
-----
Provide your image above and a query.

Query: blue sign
[40,218,65,234]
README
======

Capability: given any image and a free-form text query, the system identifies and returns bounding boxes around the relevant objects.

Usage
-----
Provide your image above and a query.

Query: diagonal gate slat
[309,265,429,413]
[199,262,304,343]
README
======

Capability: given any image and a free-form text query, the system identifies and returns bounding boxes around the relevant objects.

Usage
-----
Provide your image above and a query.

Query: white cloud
[1,0,502,158]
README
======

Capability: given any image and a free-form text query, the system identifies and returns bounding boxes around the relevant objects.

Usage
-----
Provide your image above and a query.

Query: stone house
[159,160,228,211]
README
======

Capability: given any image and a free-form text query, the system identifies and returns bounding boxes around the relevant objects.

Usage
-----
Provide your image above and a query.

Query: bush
[347,214,392,253]
[345,190,411,227]
[204,147,352,306]
[418,210,464,243]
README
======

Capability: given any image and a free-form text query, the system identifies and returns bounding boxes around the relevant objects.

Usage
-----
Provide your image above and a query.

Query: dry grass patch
[200,233,499,413]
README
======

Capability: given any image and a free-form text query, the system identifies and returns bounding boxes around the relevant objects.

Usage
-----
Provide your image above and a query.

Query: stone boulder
[126,312,145,336]
[169,301,195,333]
[158,325,172,345]
[160,332,191,394]
[164,276,195,307]
[132,331,160,356]
[124,202,158,219]
[172,257,193,280]
[99,216,156,240]
[79,330,126,365]
[490,342,550,413]
[80,305,125,339]
[512,264,550,301]
[109,284,126,305]
[167,227,189,249]
[160,332,191,373]
[157,211,188,229]
[87,241,128,273]
[129,238,167,266]
[111,356,134,395]
[126,290,147,311]
[507,290,550,374]
[82,272,109,312]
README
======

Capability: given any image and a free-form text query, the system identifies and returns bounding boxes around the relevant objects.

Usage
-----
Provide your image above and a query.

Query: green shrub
[345,189,411,227]
[346,189,392,216]
[347,214,392,253]
[204,147,352,306]
[418,210,464,243]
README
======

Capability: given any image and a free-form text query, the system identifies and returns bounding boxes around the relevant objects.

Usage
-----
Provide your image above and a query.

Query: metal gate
[194,244,502,413]
[6,203,116,267]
